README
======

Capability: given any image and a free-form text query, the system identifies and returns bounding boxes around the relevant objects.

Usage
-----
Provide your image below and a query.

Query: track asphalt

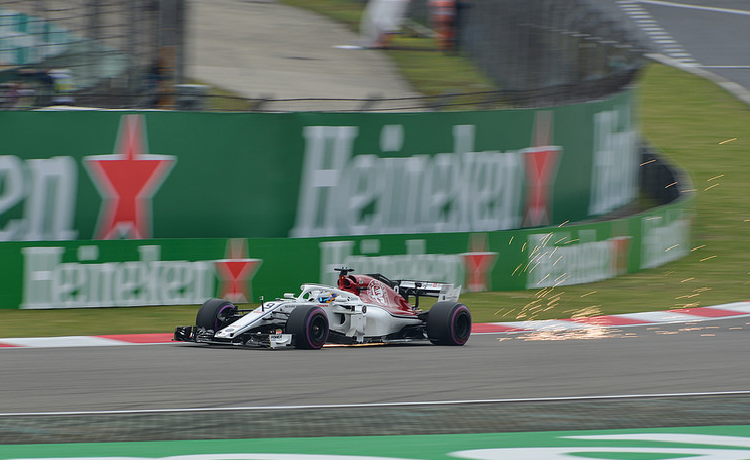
[2,301,748,348]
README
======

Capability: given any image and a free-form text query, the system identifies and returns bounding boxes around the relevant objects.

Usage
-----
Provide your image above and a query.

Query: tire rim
[216,305,235,331]
[309,313,328,346]
[453,308,471,343]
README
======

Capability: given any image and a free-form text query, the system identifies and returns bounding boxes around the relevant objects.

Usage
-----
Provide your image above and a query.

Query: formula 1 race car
[174,267,471,349]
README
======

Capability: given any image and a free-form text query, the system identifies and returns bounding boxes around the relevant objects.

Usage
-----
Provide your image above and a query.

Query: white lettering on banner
[452,434,750,460]
[0,155,78,241]
[525,230,631,288]
[5,434,750,460]
[294,126,359,237]
[292,125,524,237]
[21,245,215,309]
[641,212,691,269]
[319,239,465,287]
[589,106,638,216]
[453,447,750,460]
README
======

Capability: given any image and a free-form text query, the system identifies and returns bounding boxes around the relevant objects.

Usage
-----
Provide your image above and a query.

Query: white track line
[637,0,750,16]
[2,390,750,417]
[0,336,131,348]
[702,66,750,70]
[616,0,698,65]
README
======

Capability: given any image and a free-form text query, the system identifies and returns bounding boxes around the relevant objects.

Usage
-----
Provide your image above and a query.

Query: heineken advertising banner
[3,427,750,460]
[0,196,692,309]
[0,89,637,241]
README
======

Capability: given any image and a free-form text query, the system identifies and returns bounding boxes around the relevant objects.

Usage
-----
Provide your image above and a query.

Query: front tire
[196,298,238,332]
[286,305,329,349]
[427,301,471,346]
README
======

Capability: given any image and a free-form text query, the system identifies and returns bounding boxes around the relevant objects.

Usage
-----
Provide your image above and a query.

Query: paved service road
[187,0,421,111]
[1,318,748,414]
[621,0,750,93]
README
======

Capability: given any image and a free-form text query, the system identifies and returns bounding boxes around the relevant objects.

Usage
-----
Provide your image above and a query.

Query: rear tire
[196,298,238,331]
[286,305,329,349]
[427,301,471,346]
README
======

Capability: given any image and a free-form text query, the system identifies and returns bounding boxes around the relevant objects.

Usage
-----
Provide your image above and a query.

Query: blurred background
[0,0,651,110]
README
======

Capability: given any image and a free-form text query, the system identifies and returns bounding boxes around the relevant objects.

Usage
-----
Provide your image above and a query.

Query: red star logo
[459,233,497,292]
[522,111,562,227]
[214,239,263,303]
[84,115,176,239]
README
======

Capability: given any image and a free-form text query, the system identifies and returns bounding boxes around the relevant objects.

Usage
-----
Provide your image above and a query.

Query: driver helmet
[318,292,337,304]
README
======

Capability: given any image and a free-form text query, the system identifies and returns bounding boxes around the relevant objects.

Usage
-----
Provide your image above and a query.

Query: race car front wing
[173,326,294,349]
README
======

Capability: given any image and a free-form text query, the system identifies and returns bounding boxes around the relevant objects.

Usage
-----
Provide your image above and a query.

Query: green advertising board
[0,89,637,241]
[0,194,692,309]
[0,87,690,309]
[1,426,748,460]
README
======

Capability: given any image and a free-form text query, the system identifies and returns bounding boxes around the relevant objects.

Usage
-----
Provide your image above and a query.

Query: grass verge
[460,63,750,322]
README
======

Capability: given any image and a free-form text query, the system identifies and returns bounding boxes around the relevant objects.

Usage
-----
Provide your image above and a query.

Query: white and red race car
[174,267,471,349]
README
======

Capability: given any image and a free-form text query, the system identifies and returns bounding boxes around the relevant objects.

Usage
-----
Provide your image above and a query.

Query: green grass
[459,63,750,322]
[0,306,199,337]
[2,5,750,337]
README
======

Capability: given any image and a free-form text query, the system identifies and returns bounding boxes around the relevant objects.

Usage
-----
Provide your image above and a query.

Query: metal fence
[0,0,184,109]
[0,0,649,111]
[407,0,650,106]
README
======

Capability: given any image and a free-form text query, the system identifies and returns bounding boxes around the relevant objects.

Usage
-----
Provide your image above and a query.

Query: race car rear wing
[365,272,462,306]
[335,267,462,307]
[395,280,462,304]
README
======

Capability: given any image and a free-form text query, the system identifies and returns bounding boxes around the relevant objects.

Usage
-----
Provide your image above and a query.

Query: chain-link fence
[407,0,650,107]
[0,0,184,109]
[0,0,649,111]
